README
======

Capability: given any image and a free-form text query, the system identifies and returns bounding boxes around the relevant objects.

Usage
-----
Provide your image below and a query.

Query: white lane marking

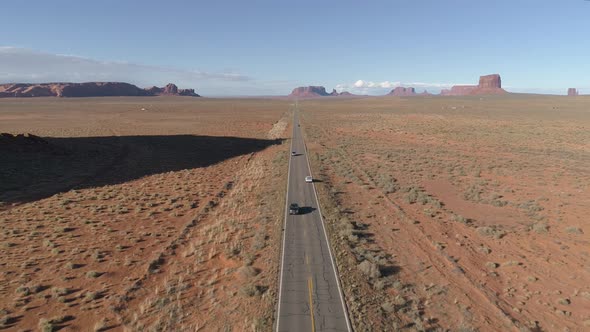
[301,114,353,332]
[275,109,295,332]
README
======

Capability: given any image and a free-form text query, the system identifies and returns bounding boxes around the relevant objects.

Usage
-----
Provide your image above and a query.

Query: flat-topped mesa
[441,85,478,96]
[479,74,502,89]
[289,86,330,97]
[567,88,579,96]
[0,82,200,98]
[388,87,416,96]
[441,74,506,96]
[0,82,150,98]
[58,82,151,97]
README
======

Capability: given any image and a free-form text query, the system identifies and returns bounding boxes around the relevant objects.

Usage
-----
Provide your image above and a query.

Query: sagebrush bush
[358,260,381,279]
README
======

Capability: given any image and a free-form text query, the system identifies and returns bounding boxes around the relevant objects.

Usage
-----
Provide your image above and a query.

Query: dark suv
[289,203,300,215]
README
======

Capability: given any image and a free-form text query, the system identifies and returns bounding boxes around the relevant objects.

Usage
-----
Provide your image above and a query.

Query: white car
[305,176,313,183]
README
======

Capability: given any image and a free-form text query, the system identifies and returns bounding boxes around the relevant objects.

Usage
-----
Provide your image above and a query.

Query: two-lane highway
[276,109,351,332]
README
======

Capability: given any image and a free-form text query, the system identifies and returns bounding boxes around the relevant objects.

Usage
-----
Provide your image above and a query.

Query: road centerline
[276,107,351,332]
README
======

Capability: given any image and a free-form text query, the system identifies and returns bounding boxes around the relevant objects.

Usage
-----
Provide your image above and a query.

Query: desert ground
[300,94,590,331]
[0,97,291,331]
[1,94,589,332]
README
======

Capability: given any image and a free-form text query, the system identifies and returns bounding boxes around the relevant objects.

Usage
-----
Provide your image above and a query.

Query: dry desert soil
[299,94,589,331]
[0,97,291,331]
[1,94,589,332]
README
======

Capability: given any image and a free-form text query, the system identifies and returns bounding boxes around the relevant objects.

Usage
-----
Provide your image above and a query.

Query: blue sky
[1,0,589,95]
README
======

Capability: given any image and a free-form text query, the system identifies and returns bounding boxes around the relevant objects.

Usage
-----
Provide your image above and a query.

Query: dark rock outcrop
[58,82,150,97]
[145,83,199,96]
[176,88,199,96]
[0,82,200,98]
[567,88,578,96]
[144,86,163,95]
[163,83,179,95]
[289,86,330,98]
[388,87,417,96]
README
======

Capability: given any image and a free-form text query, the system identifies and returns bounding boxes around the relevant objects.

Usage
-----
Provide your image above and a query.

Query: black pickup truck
[289,203,300,215]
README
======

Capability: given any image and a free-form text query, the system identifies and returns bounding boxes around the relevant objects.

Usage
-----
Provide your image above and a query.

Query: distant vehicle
[305,176,313,183]
[289,203,300,215]
[291,151,297,156]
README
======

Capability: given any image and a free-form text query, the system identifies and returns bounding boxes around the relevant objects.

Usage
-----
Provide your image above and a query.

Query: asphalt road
[276,109,351,332]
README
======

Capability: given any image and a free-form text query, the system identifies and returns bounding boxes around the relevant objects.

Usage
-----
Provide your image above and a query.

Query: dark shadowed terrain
[1,134,282,204]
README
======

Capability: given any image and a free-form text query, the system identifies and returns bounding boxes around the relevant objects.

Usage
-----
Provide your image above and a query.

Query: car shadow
[1,134,283,204]
[298,206,317,215]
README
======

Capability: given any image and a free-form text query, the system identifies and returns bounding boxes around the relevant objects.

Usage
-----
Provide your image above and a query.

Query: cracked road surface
[276,109,350,332]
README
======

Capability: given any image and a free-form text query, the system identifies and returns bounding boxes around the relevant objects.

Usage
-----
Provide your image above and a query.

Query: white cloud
[0,47,255,95]
[337,79,461,95]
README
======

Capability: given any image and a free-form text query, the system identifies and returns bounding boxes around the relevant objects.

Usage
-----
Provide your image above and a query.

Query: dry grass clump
[237,265,259,279]
[405,186,432,205]
[530,222,549,234]
[358,260,381,279]
[239,284,262,297]
[38,315,74,332]
[565,226,583,234]
[476,226,506,239]
[51,287,71,297]
[86,271,103,278]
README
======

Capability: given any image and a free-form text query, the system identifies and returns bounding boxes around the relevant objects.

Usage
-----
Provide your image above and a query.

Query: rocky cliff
[289,86,330,97]
[441,85,478,96]
[388,87,417,96]
[478,74,502,89]
[441,74,506,96]
[144,83,200,96]
[0,82,200,98]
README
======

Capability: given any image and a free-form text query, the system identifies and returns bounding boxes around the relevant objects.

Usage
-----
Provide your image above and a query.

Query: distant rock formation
[289,86,331,98]
[288,86,359,98]
[567,88,578,96]
[0,82,200,98]
[388,87,417,96]
[479,74,501,89]
[441,74,506,96]
[145,83,200,97]
[441,85,478,96]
